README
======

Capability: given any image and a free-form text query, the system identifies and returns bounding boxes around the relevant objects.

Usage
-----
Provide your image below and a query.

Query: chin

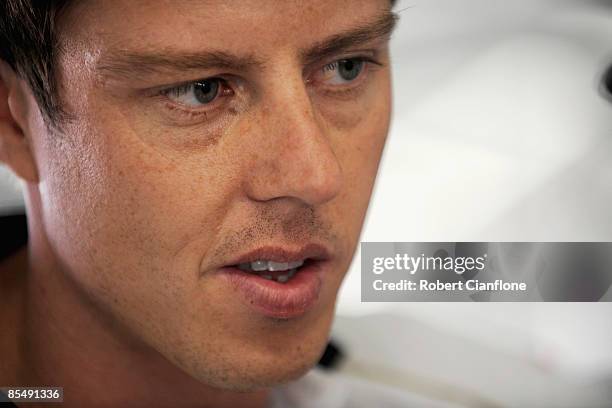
[178,323,331,392]
[188,346,324,392]
[242,358,317,391]
[150,283,339,392]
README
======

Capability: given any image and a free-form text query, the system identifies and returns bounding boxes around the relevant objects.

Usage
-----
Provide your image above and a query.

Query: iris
[192,80,220,104]
[337,59,364,81]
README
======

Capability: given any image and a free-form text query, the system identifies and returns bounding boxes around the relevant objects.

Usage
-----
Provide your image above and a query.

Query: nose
[243,78,343,207]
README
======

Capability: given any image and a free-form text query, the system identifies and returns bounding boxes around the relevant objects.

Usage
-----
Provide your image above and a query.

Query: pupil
[339,59,362,81]
[194,80,219,104]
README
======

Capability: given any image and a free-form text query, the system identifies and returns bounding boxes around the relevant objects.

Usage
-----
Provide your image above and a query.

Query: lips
[217,244,331,319]
[227,244,331,265]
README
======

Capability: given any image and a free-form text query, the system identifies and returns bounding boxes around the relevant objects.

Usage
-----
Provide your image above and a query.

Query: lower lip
[218,261,324,319]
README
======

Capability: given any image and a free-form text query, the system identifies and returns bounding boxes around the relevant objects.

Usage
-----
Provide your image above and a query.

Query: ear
[0,60,39,184]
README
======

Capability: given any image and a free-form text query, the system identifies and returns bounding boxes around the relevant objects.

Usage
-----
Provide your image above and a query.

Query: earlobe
[0,61,40,184]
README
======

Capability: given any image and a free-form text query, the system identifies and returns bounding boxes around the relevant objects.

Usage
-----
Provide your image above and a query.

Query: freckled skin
[0,0,392,407]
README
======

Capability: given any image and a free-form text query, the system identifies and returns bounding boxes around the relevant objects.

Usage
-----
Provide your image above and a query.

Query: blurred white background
[334,0,612,406]
[1,0,612,406]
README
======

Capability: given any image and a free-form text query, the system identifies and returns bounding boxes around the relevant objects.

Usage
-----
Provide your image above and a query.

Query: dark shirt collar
[0,214,25,407]
[0,213,28,262]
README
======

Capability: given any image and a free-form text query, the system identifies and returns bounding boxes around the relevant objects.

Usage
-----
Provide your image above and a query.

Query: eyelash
[157,79,233,119]
[320,57,383,79]
[312,56,383,95]
[155,55,383,121]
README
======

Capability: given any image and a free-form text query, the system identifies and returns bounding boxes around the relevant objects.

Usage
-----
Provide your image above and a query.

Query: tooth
[288,260,304,269]
[277,274,289,283]
[288,269,296,278]
[268,261,290,271]
[238,263,252,272]
[262,274,273,280]
[250,260,269,271]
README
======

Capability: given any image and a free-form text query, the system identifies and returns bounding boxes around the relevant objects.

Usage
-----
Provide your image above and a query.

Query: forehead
[60,0,391,57]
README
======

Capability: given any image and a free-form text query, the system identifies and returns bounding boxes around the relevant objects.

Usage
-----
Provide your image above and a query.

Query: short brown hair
[1,0,398,127]
[0,0,71,125]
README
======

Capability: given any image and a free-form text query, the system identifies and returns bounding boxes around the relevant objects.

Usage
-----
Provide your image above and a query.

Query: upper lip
[224,243,332,267]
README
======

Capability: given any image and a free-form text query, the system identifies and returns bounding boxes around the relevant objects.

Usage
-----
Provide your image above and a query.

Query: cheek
[40,114,237,318]
[328,84,391,234]
[320,68,391,203]
[98,136,231,277]
[318,83,390,290]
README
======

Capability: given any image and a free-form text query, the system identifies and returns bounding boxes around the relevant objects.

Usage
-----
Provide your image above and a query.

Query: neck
[1,221,269,408]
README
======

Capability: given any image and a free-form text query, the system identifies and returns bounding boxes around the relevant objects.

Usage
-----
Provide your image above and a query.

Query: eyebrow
[96,10,398,81]
[301,11,398,66]
[97,50,264,80]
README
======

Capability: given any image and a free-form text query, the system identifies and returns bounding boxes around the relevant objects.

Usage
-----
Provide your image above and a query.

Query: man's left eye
[320,58,366,85]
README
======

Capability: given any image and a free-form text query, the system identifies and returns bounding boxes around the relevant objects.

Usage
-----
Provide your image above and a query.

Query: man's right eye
[162,78,232,108]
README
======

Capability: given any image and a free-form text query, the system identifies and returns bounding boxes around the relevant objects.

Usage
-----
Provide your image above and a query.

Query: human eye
[322,58,366,84]
[146,76,240,126]
[161,77,233,108]
[309,56,383,90]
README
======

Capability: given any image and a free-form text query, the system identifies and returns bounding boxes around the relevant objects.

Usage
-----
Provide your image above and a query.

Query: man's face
[30,0,393,389]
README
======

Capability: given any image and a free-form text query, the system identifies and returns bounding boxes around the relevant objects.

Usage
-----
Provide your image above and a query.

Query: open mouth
[218,244,330,318]
[235,259,310,283]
